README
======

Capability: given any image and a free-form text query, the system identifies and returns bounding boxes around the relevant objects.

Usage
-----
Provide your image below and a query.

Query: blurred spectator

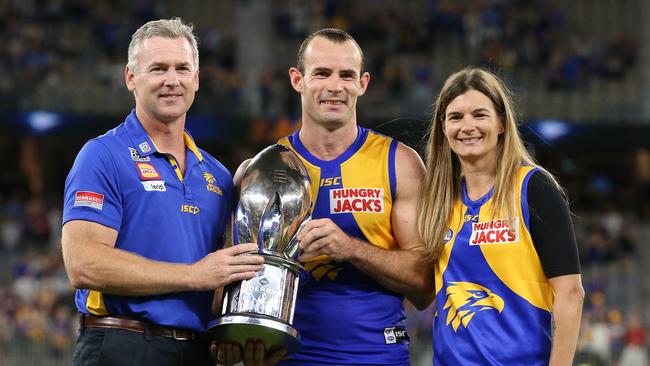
[619,312,649,366]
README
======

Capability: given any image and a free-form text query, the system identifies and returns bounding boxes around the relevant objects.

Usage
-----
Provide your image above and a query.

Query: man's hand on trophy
[297,218,361,262]
[210,340,287,366]
[191,243,264,290]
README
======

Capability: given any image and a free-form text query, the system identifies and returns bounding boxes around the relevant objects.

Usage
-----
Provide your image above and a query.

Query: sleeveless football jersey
[277,126,410,365]
[433,166,554,365]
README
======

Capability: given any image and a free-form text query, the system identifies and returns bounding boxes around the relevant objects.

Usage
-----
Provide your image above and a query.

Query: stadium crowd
[0,0,647,365]
[0,0,638,117]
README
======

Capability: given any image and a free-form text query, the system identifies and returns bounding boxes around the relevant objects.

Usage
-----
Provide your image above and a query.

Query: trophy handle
[257,191,284,253]
[234,201,254,244]
[284,214,311,260]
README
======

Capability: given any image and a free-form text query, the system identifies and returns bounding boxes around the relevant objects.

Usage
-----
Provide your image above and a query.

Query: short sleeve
[527,170,581,278]
[63,139,123,230]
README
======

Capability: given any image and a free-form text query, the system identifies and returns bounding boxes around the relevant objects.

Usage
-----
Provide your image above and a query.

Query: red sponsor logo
[74,191,104,210]
[136,163,161,180]
[329,188,384,214]
[469,218,519,245]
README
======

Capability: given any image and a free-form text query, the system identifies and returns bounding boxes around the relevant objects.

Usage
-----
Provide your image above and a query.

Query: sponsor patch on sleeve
[136,162,161,180]
[74,191,104,210]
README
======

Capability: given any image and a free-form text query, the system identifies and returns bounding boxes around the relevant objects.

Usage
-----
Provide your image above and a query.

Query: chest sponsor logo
[320,177,341,187]
[444,281,504,331]
[329,188,384,214]
[128,147,150,162]
[74,191,104,210]
[181,204,200,214]
[469,218,519,245]
[138,141,151,153]
[141,180,166,192]
[465,214,479,222]
[136,162,161,180]
[203,172,223,195]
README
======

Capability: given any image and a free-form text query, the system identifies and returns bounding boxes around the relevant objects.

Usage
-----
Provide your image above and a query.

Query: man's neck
[136,109,186,158]
[298,121,358,161]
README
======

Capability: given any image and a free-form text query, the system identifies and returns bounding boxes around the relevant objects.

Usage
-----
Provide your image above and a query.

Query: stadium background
[0,0,648,365]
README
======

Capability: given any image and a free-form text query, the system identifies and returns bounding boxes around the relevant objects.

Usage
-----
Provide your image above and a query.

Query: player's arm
[527,171,584,365]
[62,220,262,296]
[298,143,435,309]
[548,274,584,366]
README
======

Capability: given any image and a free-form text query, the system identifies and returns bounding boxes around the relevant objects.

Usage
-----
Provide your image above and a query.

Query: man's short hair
[128,17,199,72]
[296,28,365,74]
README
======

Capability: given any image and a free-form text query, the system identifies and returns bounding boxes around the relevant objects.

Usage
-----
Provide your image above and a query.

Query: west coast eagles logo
[203,172,223,195]
[443,282,504,331]
[303,258,343,281]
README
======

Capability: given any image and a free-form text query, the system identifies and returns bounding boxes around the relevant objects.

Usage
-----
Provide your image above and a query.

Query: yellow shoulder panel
[340,132,395,249]
[480,166,554,311]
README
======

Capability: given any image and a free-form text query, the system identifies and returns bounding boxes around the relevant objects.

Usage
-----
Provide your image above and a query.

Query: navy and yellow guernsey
[62,110,233,332]
[278,126,410,366]
[433,166,554,365]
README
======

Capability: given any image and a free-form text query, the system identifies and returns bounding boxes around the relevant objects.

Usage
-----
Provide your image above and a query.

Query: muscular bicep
[391,143,426,251]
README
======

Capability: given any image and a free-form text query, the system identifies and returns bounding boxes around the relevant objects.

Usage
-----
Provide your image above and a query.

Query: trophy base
[210,314,300,355]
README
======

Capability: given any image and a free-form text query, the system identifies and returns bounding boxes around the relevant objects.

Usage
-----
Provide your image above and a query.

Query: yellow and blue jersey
[278,126,410,365]
[62,110,233,332]
[433,166,554,365]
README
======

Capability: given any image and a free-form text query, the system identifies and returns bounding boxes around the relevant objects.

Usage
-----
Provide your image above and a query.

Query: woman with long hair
[418,68,584,365]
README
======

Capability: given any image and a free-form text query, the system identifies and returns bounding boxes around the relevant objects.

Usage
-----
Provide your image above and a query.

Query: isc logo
[320,177,341,187]
[383,326,408,345]
[181,204,200,214]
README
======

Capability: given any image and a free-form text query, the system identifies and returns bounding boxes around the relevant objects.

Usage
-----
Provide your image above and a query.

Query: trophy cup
[211,144,312,355]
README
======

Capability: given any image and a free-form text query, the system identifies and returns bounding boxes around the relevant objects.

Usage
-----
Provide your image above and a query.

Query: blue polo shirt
[63,110,233,332]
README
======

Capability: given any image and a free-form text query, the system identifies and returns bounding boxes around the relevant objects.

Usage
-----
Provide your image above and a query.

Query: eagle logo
[203,172,216,184]
[303,258,343,281]
[443,281,505,331]
[203,172,223,195]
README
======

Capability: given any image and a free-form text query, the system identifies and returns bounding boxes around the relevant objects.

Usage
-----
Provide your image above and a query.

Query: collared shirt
[63,110,233,332]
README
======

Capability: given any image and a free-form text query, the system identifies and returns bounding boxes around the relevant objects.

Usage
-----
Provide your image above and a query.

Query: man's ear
[288,67,304,93]
[358,71,370,96]
[125,65,136,91]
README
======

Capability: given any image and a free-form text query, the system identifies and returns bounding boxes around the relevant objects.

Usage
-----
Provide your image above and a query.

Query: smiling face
[443,89,504,165]
[289,36,369,129]
[125,36,199,125]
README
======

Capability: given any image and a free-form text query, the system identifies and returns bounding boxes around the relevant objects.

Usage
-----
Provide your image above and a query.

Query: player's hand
[242,340,287,366]
[297,218,360,262]
[191,243,263,290]
[210,341,241,366]
[210,340,286,366]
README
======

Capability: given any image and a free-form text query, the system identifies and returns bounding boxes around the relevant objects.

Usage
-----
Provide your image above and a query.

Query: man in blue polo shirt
[61,18,264,366]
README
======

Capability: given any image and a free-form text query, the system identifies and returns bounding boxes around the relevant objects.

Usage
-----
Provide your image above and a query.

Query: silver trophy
[211,144,312,355]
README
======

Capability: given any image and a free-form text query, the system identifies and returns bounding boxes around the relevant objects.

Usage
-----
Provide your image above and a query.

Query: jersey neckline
[289,126,368,169]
